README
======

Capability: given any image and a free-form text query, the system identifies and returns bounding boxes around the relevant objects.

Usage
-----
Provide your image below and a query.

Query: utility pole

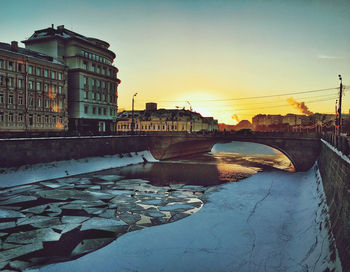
[131,92,137,134]
[335,99,338,135]
[338,75,343,135]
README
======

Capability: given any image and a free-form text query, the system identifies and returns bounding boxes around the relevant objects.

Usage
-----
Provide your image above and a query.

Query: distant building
[23,25,121,134]
[0,41,68,134]
[117,103,218,133]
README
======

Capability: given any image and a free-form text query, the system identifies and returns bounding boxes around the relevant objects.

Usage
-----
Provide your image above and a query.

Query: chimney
[51,24,54,29]
[11,41,18,51]
[57,25,64,33]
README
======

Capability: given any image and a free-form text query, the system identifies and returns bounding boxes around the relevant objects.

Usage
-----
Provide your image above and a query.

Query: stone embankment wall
[0,135,215,167]
[318,139,350,271]
[0,136,149,167]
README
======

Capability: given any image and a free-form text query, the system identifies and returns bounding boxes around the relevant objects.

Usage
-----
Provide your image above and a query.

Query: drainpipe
[24,57,28,135]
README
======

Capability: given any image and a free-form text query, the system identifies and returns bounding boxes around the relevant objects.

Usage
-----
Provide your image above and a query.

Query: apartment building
[117,103,218,133]
[0,41,68,135]
[23,25,120,134]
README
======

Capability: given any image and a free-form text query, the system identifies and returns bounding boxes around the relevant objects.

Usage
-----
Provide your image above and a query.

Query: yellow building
[117,103,218,133]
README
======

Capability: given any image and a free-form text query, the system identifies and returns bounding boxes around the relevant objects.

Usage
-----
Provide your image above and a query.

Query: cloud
[317,54,341,59]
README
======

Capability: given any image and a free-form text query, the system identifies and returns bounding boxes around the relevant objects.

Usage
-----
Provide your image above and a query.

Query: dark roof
[22,25,115,58]
[0,42,64,65]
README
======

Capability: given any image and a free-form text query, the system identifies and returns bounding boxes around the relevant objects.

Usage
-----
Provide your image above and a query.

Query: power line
[138,87,338,103]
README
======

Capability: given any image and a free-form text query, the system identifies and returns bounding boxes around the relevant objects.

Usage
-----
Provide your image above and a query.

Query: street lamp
[131,92,138,134]
[338,75,343,135]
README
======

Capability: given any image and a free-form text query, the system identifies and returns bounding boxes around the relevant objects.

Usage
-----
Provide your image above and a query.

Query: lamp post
[338,75,343,135]
[131,92,138,134]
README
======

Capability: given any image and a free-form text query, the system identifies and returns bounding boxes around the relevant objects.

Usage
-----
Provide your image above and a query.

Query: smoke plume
[231,114,240,124]
[286,97,313,115]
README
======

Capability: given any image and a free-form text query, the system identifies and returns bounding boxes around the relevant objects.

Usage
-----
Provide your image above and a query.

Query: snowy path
[34,165,341,272]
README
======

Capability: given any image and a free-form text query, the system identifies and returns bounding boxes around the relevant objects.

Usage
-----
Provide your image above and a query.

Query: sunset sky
[1,0,350,124]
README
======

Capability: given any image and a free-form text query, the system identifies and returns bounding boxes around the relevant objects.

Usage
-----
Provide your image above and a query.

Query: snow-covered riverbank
[34,164,341,272]
[0,151,157,188]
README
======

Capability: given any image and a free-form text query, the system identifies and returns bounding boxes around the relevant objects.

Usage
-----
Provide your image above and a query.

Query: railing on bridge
[322,132,350,157]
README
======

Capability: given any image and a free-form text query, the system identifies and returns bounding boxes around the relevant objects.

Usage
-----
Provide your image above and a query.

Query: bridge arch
[148,135,321,172]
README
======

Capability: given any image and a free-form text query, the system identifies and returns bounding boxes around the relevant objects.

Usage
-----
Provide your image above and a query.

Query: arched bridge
[148,133,321,172]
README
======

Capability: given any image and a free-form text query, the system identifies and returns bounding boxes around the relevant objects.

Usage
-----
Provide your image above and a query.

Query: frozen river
[0,142,342,271]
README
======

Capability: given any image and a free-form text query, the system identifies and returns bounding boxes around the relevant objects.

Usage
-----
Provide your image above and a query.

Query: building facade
[0,41,68,135]
[23,25,120,134]
[117,103,218,133]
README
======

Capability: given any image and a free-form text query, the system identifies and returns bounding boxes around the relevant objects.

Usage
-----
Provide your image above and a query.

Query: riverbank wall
[318,139,350,271]
[0,135,215,168]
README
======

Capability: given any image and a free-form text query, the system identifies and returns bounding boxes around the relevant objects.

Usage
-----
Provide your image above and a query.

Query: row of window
[0,112,63,125]
[82,61,114,77]
[83,76,115,90]
[0,59,63,79]
[81,50,112,65]
[84,105,116,116]
[83,91,116,103]
[0,93,63,111]
[118,124,181,131]
[0,75,64,93]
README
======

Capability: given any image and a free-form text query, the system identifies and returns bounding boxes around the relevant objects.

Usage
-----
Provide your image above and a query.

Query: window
[18,63,23,72]
[8,113,13,122]
[0,76,3,86]
[96,93,100,100]
[97,80,100,87]
[97,66,100,73]
[83,62,87,70]
[84,91,88,99]
[93,92,96,100]
[18,96,23,105]
[103,108,106,115]
[18,114,23,122]
[0,59,3,69]
[29,97,34,106]
[102,81,105,88]
[110,108,113,115]
[37,98,42,107]
[45,115,49,123]
[92,107,96,114]
[84,76,88,85]
[8,94,13,104]
[44,69,48,77]
[51,71,56,79]
[8,61,13,71]
[44,84,48,92]
[0,112,3,122]
[8,77,14,87]
[36,82,41,91]
[84,105,88,114]
[36,67,41,76]
[18,79,23,88]
[98,107,101,115]
[58,86,62,94]
[102,68,106,75]
[28,81,33,90]
[28,65,33,74]
[91,65,95,73]
[45,99,49,108]
[52,85,56,93]
[37,115,41,123]
[0,93,3,104]
[58,72,62,80]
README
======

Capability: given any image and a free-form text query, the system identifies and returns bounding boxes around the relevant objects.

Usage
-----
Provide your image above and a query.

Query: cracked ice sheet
[35,165,342,272]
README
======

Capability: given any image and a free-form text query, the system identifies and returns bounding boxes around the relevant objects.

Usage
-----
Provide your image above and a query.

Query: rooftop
[0,42,64,65]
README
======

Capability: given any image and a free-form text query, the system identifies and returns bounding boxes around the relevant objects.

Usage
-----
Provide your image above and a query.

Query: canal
[0,142,341,271]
